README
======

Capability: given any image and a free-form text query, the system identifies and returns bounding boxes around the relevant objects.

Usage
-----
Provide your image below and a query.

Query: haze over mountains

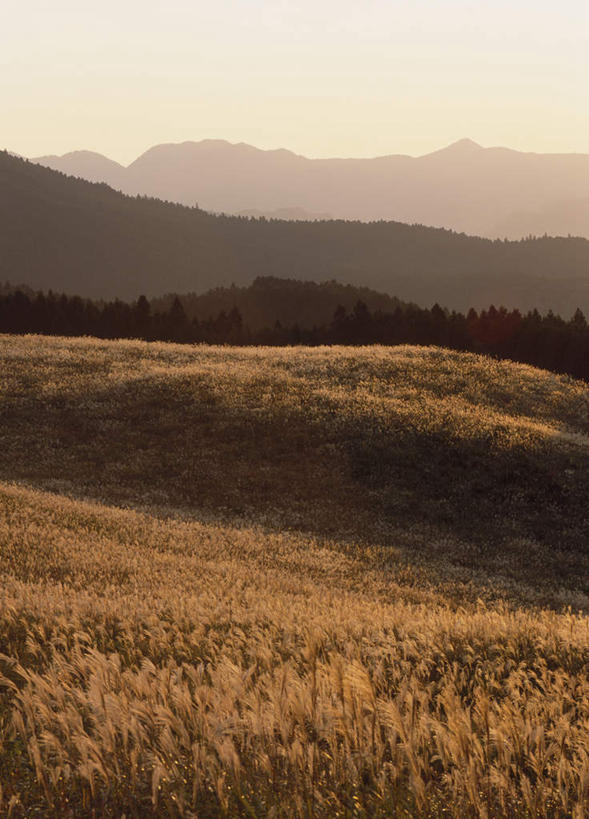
[3,150,589,315]
[31,138,589,239]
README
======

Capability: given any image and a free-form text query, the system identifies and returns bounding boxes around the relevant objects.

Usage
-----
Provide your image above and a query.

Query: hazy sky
[2,0,586,163]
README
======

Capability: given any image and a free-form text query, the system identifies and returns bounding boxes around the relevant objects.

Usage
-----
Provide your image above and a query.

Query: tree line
[1,288,588,382]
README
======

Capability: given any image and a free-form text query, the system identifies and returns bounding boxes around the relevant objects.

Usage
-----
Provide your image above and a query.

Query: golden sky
[2,0,586,163]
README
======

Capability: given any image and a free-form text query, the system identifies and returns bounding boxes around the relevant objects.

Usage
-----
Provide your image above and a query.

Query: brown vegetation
[0,336,587,816]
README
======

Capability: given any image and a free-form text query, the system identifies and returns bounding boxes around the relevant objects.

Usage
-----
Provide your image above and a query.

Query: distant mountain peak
[447,138,483,151]
[32,149,124,168]
[63,150,112,159]
[419,138,485,162]
[138,139,299,157]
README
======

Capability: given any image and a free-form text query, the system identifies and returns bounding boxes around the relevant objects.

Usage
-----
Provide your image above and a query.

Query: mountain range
[30,138,589,239]
[3,150,589,314]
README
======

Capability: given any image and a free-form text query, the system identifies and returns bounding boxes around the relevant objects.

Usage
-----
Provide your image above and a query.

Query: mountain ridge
[3,150,589,314]
[25,138,589,237]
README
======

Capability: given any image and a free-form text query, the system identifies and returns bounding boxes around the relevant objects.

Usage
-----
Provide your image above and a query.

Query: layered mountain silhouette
[3,150,589,314]
[31,138,589,239]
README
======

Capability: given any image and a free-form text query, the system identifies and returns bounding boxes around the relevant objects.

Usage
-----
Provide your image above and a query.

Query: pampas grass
[0,335,587,816]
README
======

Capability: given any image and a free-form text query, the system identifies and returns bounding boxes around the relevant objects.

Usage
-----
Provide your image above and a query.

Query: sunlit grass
[0,335,587,816]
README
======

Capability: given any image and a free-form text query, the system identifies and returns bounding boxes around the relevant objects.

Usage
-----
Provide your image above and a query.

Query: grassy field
[0,335,588,817]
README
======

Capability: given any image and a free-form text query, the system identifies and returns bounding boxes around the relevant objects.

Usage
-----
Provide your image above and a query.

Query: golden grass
[0,335,588,817]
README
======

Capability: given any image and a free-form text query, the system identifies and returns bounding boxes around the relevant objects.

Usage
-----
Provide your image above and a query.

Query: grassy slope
[0,336,588,816]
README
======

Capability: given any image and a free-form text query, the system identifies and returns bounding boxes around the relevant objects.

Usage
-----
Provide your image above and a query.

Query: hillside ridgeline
[31,138,589,239]
[3,151,589,314]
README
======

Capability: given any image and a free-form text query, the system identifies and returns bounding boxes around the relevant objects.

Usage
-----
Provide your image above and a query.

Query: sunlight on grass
[0,336,587,817]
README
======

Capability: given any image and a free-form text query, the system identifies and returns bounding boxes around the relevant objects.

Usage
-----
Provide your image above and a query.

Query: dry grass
[0,335,588,817]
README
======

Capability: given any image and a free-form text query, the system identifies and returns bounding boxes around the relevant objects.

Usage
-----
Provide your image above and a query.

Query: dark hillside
[3,151,589,313]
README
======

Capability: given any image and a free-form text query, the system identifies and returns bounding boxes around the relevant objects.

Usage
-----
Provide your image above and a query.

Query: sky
[2,0,587,164]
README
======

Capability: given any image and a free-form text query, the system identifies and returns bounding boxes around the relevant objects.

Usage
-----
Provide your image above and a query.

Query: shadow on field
[1,372,588,598]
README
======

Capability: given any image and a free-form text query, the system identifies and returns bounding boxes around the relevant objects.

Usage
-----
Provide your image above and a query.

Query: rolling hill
[0,335,587,816]
[3,151,589,314]
[151,276,408,330]
[31,137,589,239]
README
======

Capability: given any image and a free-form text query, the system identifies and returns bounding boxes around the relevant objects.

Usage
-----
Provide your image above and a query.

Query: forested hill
[3,151,589,314]
[151,277,408,330]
